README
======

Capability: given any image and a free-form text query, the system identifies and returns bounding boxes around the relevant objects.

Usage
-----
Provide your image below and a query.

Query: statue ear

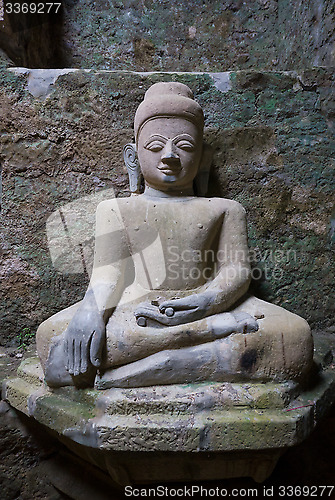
[123,143,143,195]
[193,143,213,196]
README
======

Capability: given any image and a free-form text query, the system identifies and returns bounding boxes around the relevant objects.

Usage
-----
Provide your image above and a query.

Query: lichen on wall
[61,0,279,71]
[278,0,335,69]
[57,0,335,71]
[1,0,333,70]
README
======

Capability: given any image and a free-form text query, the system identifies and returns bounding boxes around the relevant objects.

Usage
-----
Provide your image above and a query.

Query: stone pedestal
[3,336,335,485]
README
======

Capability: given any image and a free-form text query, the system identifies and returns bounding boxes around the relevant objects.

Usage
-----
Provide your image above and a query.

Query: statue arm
[64,200,130,376]
[201,200,251,313]
[86,200,129,319]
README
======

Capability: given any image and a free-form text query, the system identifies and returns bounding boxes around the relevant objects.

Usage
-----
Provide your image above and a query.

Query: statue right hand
[64,310,105,377]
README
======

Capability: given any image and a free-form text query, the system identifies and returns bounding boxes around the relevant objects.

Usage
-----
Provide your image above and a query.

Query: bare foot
[211,312,258,338]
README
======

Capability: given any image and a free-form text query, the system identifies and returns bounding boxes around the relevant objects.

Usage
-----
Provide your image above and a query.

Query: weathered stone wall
[0,68,334,346]
[62,0,279,71]
[61,0,335,71]
[277,0,335,69]
[0,0,334,70]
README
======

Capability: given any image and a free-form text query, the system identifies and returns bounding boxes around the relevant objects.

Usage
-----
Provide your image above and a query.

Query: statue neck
[143,185,195,199]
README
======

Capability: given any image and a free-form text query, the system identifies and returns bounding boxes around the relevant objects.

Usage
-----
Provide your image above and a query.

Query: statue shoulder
[95,198,130,230]
[96,197,132,215]
[208,197,247,216]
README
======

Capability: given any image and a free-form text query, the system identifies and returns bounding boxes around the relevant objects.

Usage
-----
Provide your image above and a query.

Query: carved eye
[175,140,195,152]
[144,141,165,152]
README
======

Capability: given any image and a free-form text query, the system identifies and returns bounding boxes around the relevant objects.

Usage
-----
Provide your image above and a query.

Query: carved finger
[159,301,171,313]
[159,299,196,312]
[90,331,103,367]
[135,303,157,314]
[68,338,75,374]
[135,305,168,324]
[73,340,81,376]
[158,310,194,326]
[80,340,88,374]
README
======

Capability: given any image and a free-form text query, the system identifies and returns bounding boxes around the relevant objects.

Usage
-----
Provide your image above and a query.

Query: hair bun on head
[134,82,204,141]
[144,82,194,100]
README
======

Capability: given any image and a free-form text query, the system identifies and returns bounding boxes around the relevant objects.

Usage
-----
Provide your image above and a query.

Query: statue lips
[157,162,182,176]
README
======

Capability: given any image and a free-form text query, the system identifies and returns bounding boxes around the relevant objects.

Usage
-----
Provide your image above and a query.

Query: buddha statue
[36,82,313,389]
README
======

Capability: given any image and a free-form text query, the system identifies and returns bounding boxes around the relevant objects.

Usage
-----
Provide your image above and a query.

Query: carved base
[3,336,335,485]
[57,438,285,484]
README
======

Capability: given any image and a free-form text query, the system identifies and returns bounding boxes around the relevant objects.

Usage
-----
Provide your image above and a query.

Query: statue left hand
[135,292,215,326]
[63,309,105,377]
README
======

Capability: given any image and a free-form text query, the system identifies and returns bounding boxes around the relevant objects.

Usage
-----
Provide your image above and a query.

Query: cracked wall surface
[0,68,334,346]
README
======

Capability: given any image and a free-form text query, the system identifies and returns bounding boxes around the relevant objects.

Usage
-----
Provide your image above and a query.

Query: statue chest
[124,203,224,255]
[121,201,225,289]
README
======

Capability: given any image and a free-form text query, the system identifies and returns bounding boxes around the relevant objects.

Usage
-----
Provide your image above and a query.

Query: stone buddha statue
[36,82,313,389]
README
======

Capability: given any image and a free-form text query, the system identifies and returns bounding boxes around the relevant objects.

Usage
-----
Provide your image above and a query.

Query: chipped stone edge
[5,67,333,99]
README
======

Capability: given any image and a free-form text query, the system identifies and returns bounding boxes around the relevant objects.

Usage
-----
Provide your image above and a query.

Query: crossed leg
[36,295,313,388]
[97,295,313,388]
[37,298,258,387]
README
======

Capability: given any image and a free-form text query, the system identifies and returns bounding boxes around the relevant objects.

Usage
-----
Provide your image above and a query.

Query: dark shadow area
[111,404,335,499]
[0,0,66,67]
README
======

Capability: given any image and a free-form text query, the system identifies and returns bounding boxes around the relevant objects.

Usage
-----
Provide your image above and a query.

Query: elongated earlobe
[123,143,143,195]
[194,143,213,196]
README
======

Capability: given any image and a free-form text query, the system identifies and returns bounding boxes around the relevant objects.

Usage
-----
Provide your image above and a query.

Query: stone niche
[1,68,335,486]
[1,68,334,348]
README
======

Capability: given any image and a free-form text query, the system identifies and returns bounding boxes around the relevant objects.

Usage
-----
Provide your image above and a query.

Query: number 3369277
[5,3,61,14]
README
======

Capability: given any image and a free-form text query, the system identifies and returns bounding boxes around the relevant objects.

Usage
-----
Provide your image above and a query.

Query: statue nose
[161,140,179,160]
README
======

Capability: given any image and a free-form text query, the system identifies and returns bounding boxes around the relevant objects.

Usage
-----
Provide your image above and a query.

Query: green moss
[34,394,96,428]
[17,328,34,350]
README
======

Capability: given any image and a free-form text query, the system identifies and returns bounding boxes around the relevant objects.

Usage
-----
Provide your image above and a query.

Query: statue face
[137,117,203,192]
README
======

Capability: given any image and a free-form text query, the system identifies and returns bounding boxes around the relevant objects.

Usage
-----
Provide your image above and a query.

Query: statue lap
[36,293,313,383]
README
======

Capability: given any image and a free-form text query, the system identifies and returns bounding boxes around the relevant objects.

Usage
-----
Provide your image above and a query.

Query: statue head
[124,82,212,195]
